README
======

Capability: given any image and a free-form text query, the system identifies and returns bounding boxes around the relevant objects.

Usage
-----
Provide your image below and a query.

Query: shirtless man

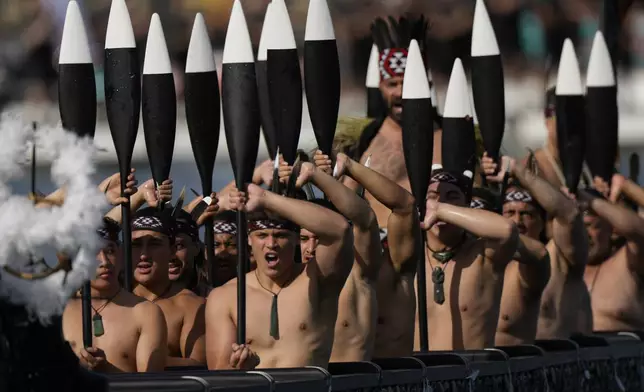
[131,207,207,367]
[63,218,168,373]
[170,210,200,288]
[298,156,381,362]
[205,184,353,370]
[469,182,551,345]
[340,15,441,227]
[211,210,241,288]
[579,176,644,331]
[482,155,591,338]
[416,167,518,350]
[325,152,418,357]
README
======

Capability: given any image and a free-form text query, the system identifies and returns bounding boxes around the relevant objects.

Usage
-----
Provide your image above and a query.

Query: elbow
[393,193,417,216]
[558,202,581,225]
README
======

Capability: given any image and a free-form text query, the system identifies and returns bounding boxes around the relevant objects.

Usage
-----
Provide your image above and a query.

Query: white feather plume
[0,114,106,323]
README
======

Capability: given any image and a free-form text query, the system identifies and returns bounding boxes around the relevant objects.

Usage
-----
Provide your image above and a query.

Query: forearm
[621,180,644,208]
[311,170,374,230]
[436,203,516,242]
[589,197,644,240]
[262,191,349,242]
[512,164,577,221]
[346,159,414,214]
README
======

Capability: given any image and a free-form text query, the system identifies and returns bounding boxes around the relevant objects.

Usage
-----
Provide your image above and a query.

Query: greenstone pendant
[93,314,104,337]
[433,250,455,264]
[270,294,279,339]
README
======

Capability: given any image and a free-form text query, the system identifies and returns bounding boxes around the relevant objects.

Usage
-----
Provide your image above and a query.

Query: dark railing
[104,331,644,392]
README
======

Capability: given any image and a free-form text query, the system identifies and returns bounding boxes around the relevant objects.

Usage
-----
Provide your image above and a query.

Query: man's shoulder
[131,297,165,325]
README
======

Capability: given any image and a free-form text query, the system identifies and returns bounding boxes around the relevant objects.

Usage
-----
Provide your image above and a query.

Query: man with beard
[579,177,644,331]
[417,166,519,350]
[339,15,442,228]
[482,155,591,338]
[297,156,381,362]
[205,184,353,370]
[131,208,206,367]
[318,152,418,357]
[63,218,168,373]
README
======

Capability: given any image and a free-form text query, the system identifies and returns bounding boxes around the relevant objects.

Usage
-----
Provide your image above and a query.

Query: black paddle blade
[304,40,341,155]
[402,98,434,216]
[104,48,140,180]
[442,117,477,177]
[471,55,505,161]
[185,71,221,194]
[630,153,639,183]
[556,95,586,193]
[267,48,303,164]
[256,60,278,158]
[222,64,261,188]
[586,86,618,183]
[142,74,176,184]
[59,64,97,139]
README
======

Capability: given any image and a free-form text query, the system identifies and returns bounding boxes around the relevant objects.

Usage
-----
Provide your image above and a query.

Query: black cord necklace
[90,289,121,337]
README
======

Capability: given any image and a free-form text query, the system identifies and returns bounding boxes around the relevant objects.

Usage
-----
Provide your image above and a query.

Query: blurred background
[1,0,644,196]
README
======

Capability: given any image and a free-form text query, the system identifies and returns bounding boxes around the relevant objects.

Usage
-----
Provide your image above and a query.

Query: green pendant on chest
[93,314,105,337]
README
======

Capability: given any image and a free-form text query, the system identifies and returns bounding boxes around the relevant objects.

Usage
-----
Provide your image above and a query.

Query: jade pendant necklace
[255,269,297,339]
[426,238,464,305]
[90,289,121,337]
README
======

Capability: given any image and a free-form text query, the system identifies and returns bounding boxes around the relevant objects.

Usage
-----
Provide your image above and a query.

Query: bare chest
[362,133,408,183]
[585,257,644,330]
[63,305,140,372]
[498,262,541,331]
[424,255,501,318]
[232,283,336,368]
[156,299,185,354]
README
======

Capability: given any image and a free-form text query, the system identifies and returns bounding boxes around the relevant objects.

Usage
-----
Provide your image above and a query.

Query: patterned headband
[431,171,460,186]
[379,48,408,80]
[248,219,299,233]
[132,215,174,238]
[97,223,120,243]
[504,189,535,204]
[176,218,198,242]
[213,220,237,235]
[470,198,491,211]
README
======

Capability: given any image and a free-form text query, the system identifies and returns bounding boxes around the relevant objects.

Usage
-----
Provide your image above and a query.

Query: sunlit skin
[425,182,466,247]
[132,229,206,366]
[63,240,168,373]
[213,232,239,286]
[249,229,298,282]
[415,180,518,350]
[132,231,175,287]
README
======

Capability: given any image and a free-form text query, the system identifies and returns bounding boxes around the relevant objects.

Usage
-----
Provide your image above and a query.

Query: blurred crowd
[2,0,644,111]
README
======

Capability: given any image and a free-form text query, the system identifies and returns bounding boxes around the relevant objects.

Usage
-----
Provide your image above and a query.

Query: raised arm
[426,200,518,267]
[581,190,644,276]
[135,302,169,372]
[611,174,644,211]
[515,235,551,294]
[247,184,353,285]
[205,286,239,370]
[511,162,587,272]
[338,153,417,273]
[299,160,381,280]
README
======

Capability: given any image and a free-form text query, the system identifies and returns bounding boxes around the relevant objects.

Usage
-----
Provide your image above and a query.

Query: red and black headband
[371,15,429,82]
